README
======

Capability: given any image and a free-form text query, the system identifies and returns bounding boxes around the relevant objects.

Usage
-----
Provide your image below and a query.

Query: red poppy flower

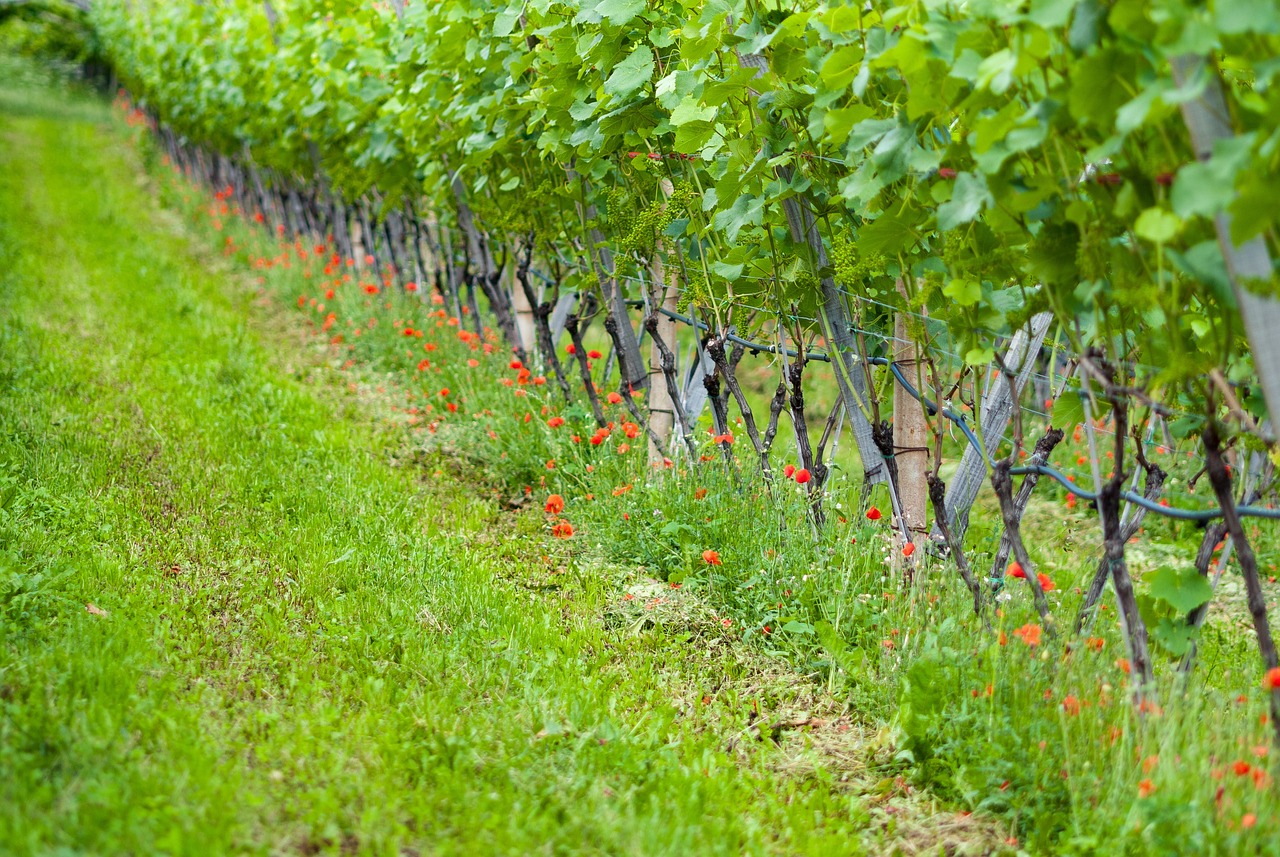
[702,549,721,566]
[795,468,811,484]
[1037,572,1055,592]
[1012,623,1042,647]
[902,542,916,557]
[545,494,565,514]
[1266,667,1280,690]
[1008,561,1026,579]
[783,464,796,478]
[551,520,574,538]
[866,506,882,521]
[588,350,602,359]
[547,416,565,428]
[607,392,623,404]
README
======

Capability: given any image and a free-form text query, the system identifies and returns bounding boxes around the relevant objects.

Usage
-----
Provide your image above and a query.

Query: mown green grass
[0,62,960,856]
[219,82,1280,857]
[9,53,1280,857]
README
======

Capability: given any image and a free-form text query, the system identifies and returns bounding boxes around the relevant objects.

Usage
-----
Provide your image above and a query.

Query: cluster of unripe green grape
[472,178,564,238]
[830,234,886,294]
[606,181,696,254]
[676,272,710,311]
[604,186,637,241]
[473,192,524,235]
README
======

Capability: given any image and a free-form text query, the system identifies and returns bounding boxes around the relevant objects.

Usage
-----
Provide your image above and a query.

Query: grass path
[0,64,1002,857]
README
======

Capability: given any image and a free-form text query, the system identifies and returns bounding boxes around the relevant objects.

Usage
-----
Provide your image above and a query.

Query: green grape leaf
[673,121,716,152]
[846,117,899,150]
[1148,565,1214,614]
[820,45,864,90]
[964,345,995,366]
[712,194,764,243]
[1026,222,1080,287]
[1051,392,1086,428]
[604,44,654,99]
[1170,135,1255,219]
[1215,0,1280,35]
[1152,618,1198,657]
[1167,415,1203,439]
[493,7,522,37]
[1028,0,1079,29]
[569,99,597,121]
[1068,48,1139,126]
[669,97,715,127]
[1133,207,1182,244]
[596,0,646,25]
[936,172,993,231]
[711,261,744,281]
[1228,172,1280,245]
[1069,0,1106,50]
[858,211,918,255]
[822,105,873,143]
[1115,83,1166,135]
[821,5,862,34]
[942,278,981,307]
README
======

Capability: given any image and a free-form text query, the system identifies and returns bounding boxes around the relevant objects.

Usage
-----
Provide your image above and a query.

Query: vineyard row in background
[71,0,1280,743]
[126,87,1280,726]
